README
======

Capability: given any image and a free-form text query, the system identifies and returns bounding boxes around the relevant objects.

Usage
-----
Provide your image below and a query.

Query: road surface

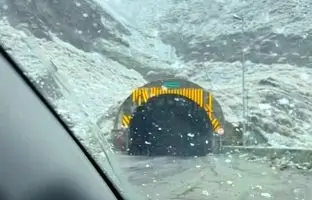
[114,153,312,200]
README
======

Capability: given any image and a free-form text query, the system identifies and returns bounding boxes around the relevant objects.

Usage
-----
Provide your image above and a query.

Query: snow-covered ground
[1,0,312,151]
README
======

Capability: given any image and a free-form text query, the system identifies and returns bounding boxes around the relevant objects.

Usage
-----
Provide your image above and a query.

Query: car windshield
[1,0,312,199]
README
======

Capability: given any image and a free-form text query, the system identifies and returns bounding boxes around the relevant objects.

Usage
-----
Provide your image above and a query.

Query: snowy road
[115,153,312,200]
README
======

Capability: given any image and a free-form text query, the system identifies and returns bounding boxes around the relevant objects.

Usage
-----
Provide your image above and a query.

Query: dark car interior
[0,45,124,200]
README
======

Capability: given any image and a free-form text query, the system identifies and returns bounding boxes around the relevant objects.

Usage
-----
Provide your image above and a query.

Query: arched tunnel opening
[128,94,213,156]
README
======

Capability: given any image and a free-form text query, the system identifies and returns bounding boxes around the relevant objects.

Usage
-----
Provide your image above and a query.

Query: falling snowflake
[260,193,272,198]
[202,190,210,196]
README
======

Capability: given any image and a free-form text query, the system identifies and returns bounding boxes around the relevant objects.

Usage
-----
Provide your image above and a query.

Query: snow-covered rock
[1,0,312,149]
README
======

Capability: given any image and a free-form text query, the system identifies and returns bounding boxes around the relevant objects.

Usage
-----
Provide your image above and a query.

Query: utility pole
[233,14,247,145]
[246,89,249,130]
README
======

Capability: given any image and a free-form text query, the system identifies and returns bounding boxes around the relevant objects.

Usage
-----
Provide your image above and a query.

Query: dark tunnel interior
[128,94,213,156]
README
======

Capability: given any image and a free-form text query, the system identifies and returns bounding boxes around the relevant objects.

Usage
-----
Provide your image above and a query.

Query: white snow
[259,103,272,110]
[0,19,145,139]
[2,0,312,151]
[94,0,177,62]
[2,4,8,10]
[278,98,289,105]
[260,192,272,198]
[3,2,312,200]
[202,190,210,196]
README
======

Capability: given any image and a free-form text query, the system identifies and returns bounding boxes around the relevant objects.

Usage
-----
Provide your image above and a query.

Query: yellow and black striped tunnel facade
[121,87,222,132]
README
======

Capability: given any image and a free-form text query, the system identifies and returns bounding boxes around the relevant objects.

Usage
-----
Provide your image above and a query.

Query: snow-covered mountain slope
[114,0,312,147]
[176,61,312,147]
[0,18,144,137]
[0,0,177,137]
[1,0,312,148]
[0,0,178,80]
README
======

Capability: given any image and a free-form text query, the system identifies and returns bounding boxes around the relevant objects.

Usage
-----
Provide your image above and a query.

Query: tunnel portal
[112,79,225,156]
[128,94,213,156]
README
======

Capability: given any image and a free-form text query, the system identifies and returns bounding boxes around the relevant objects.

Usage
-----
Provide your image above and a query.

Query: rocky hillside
[1,0,312,148]
[156,0,312,147]
[1,0,178,77]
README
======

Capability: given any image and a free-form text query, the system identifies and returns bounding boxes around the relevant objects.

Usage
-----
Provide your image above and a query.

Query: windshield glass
[1,0,312,199]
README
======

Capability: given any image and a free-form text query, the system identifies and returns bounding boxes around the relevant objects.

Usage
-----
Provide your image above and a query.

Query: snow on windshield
[1,0,312,199]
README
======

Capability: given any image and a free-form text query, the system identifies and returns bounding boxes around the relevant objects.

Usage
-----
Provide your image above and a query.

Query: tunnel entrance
[128,94,213,156]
